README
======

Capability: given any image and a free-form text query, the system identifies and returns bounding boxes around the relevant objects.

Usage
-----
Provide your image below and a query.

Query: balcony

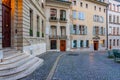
[59,18,67,23]
[59,35,67,39]
[49,35,59,39]
[49,17,58,22]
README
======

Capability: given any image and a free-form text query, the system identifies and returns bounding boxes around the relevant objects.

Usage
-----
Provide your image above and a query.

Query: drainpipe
[106,3,109,50]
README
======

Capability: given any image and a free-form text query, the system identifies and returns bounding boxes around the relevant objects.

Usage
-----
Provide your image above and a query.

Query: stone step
[3,52,22,60]
[0,57,39,76]
[0,58,44,80]
[0,54,28,65]
[0,55,34,71]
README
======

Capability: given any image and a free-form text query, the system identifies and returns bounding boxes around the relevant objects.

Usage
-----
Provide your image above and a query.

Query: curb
[46,53,64,80]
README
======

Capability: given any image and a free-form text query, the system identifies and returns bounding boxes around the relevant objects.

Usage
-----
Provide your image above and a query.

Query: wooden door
[94,41,99,50]
[2,5,11,48]
[60,40,66,51]
[51,40,57,49]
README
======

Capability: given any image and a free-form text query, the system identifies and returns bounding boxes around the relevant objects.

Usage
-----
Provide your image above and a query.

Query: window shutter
[77,40,80,48]
[80,12,82,20]
[85,26,87,35]
[72,40,74,48]
[73,11,76,19]
[93,26,95,35]
[70,24,73,34]
[99,27,101,35]
[83,40,86,47]
[104,28,106,35]
[76,25,80,34]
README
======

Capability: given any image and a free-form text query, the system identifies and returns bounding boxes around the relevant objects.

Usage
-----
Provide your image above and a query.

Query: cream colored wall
[45,2,71,51]
[71,0,107,51]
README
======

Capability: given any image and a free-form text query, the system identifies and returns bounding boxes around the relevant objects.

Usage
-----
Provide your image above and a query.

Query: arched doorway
[2,0,11,48]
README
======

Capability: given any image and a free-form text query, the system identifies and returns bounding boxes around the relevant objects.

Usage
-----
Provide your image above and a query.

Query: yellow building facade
[70,0,108,51]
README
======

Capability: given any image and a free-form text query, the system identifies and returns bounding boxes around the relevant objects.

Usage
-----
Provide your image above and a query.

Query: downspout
[106,3,109,50]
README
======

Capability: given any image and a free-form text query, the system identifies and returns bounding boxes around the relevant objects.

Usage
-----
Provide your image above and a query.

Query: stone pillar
[0,0,3,61]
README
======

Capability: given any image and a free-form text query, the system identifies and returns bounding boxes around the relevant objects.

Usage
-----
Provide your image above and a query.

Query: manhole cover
[67,54,79,56]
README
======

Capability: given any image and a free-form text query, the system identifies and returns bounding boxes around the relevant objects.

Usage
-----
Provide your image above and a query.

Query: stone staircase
[0,48,44,80]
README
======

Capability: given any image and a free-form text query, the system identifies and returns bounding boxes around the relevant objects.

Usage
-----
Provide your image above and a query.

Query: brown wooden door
[94,41,99,50]
[2,5,11,48]
[60,40,66,51]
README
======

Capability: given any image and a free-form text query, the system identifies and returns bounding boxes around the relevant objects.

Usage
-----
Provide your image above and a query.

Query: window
[109,39,112,46]
[37,16,40,37]
[94,26,99,35]
[73,1,76,6]
[117,6,119,12]
[113,4,115,11]
[60,26,66,36]
[99,7,101,12]
[104,9,106,13]
[41,0,44,8]
[80,2,83,7]
[79,25,87,35]
[51,26,57,36]
[113,39,115,46]
[117,27,119,35]
[94,6,96,10]
[113,27,115,35]
[73,40,77,48]
[73,11,76,19]
[109,15,112,22]
[42,20,44,37]
[30,9,33,36]
[109,3,112,10]
[86,4,88,8]
[113,15,115,23]
[50,9,57,20]
[80,40,84,48]
[73,25,77,34]
[86,40,89,47]
[102,40,105,47]
[101,27,104,35]
[60,10,66,21]
[117,16,119,23]
[78,12,85,20]
[117,39,119,46]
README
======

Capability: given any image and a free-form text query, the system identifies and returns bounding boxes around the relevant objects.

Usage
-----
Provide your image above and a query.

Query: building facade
[0,0,46,56]
[45,0,71,51]
[70,0,108,51]
[108,0,120,50]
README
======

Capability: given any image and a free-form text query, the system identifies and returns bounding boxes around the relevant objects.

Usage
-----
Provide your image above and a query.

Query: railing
[59,35,67,39]
[59,18,67,22]
[49,17,58,22]
[49,35,59,39]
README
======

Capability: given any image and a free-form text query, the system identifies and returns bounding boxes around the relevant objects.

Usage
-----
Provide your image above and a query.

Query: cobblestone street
[21,51,120,80]
[52,51,120,80]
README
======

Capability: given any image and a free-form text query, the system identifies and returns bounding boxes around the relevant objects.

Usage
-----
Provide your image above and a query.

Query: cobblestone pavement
[52,51,120,80]
[20,51,61,80]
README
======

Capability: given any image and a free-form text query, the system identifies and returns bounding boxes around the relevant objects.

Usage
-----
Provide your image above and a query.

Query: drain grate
[67,53,79,56]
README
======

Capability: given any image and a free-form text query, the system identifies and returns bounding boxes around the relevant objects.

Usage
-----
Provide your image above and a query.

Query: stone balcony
[59,18,67,23]
[49,35,59,39]
[59,35,67,39]
[49,17,58,22]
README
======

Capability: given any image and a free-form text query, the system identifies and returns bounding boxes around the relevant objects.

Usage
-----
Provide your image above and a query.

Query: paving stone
[52,51,120,80]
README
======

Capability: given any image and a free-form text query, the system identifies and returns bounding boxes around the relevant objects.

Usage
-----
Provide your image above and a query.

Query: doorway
[94,41,99,50]
[60,40,66,51]
[51,40,57,49]
[2,3,11,48]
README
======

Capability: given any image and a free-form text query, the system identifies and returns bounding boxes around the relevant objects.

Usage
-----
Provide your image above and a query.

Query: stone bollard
[0,50,3,62]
